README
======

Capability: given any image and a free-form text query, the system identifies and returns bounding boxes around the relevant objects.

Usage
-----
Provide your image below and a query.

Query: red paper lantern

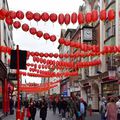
[108,9,115,21]
[43,33,50,40]
[65,40,70,46]
[5,17,13,25]
[36,31,43,38]
[85,12,92,23]
[58,38,65,44]
[100,10,106,21]
[13,21,21,29]
[53,53,58,58]
[22,23,29,32]
[50,35,56,42]
[0,9,8,20]
[41,12,49,22]
[8,10,16,19]
[58,13,65,25]
[29,27,37,35]
[48,53,53,58]
[78,12,84,24]
[59,54,63,58]
[50,13,57,23]
[65,13,70,25]
[16,10,24,20]
[26,11,33,21]
[71,12,77,24]
[44,53,49,57]
[70,41,76,47]
[33,13,41,22]
[92,10,98,22]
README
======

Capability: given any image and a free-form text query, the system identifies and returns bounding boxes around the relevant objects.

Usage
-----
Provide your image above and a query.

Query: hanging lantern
[8,10,16,19]
[58,13,65,25]
[50,13,57,23]
[41,12,49,22]
[92,10,98,22]
[108,9,115,21]
[5,17,13,25]
[53,53,58,58]
[26,11,33,21]
[43,33,50,40]
[29,27,37,35]
[58,38,65,44]
[59,54,63,58]
[65,13,70,25]
[65,40,70,46]
[48,53,53,58]
[71,12,77,24]
[85,12,92,23]
[16,10,24,20]
[33,12,41,22]
[36,31,43,38]
[13,21,21,29]
[78,12,84,24]
[22,23,29,32]
[0,9,8,20]
[50,35,56,42]
[70,41,76,47]
[44,53,49,57]
[100,9,106,21]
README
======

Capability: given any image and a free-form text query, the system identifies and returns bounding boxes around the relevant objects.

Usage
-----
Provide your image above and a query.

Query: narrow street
[3,109,100,120]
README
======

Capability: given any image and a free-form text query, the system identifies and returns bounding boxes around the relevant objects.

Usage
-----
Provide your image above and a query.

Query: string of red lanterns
[6,20,57,42]
[0,46,120,59]
[19,70,79,78]
[0,8,116,25]
[20,84,58,93]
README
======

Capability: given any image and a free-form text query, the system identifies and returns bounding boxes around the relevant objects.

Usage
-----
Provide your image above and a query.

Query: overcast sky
[7,0,84,83]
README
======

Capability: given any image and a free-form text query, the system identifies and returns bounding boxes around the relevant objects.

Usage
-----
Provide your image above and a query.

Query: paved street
[3,109,100,120]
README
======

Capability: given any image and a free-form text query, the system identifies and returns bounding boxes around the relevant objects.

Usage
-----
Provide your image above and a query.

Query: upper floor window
[105,20,115,39]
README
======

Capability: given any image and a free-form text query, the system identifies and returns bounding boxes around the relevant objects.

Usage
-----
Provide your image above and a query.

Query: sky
[7,0,84,83]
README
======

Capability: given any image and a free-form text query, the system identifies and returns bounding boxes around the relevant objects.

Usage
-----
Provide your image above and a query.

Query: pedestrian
[28,101,36,120]
[106,97,117,120]
[40,100,48,120]
[57,98,62,115]
[100,97,107,120]
[52,99,57,114]
[116,95,120,120]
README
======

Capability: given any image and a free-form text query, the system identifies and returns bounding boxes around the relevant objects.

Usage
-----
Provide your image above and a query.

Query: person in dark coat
[40,100,48,120]
[28,102,36,120]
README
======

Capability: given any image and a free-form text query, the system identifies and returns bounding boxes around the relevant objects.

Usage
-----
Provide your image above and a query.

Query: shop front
[0,60,7,114]
[101,78,119,97]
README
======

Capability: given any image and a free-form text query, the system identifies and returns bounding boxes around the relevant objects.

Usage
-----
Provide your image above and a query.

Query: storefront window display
[102,81,119,97]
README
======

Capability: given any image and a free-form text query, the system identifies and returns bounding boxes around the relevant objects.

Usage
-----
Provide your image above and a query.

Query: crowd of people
[100,95,120,120]
[9,95,120,120]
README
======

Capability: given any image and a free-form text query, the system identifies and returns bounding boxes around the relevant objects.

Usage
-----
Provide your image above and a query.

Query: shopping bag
[26,108,31,118]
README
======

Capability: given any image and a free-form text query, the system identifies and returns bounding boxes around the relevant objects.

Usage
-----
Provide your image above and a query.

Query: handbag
[26,108,31,118]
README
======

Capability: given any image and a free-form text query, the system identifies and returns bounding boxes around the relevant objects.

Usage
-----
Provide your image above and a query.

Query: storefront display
[102,80,119,97]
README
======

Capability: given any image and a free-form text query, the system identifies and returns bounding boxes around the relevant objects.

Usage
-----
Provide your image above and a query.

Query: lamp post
[16,45,21,120]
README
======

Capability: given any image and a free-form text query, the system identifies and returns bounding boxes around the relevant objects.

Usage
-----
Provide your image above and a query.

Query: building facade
[0,0,14,115]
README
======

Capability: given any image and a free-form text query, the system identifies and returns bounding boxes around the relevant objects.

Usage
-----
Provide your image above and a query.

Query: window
[4,24,7,46]
[105,20,115,39]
